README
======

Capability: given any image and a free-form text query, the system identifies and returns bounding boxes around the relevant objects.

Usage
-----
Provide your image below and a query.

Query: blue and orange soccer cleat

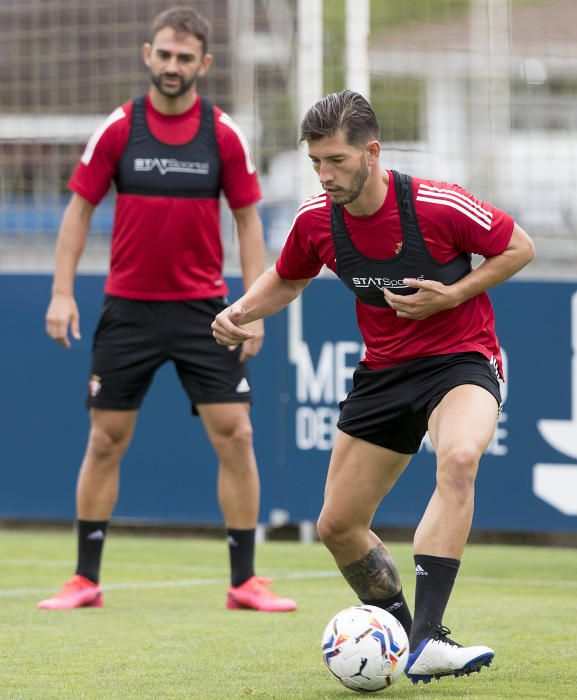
[226,576,297,612]
[37,574,103,610]
[405,625,494,684]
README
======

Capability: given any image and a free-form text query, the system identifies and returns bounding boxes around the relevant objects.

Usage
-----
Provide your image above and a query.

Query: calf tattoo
[339,542,402,600]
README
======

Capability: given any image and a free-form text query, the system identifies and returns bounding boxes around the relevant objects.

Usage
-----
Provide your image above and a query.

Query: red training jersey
[69,93,261,300]
[276,171,515,374]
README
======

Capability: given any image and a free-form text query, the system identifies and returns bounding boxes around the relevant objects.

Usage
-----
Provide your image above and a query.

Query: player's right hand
[45,294,81,349]
[212,304,255,349]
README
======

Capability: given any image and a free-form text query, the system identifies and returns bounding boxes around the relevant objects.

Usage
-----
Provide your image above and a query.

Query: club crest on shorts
[88,374,102,397]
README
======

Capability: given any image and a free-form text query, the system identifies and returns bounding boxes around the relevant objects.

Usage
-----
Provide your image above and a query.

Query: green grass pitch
[1,530,575,698]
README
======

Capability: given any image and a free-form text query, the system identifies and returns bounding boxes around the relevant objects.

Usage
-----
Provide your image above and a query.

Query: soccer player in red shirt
[212,90,534,681]
[38,6,296,614]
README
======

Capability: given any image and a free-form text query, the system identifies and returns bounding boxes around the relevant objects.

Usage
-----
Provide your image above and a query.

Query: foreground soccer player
[38,5,295,614]
[212,90,534,681]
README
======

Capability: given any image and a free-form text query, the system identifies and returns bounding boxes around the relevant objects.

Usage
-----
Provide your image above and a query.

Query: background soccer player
[212,90,534,682]
[39,5,296,614]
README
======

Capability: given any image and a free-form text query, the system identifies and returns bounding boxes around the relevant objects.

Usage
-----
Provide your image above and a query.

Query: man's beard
[150,72,197,98]
[335,157,370,205]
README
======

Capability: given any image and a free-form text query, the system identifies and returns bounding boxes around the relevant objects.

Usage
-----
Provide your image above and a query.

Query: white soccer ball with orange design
[321,605,409,692]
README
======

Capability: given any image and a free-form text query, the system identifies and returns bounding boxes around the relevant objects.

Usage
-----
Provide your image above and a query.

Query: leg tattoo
[339,541,402,600]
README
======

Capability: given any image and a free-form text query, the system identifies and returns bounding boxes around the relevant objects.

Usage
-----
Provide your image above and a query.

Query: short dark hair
[150,6,211,54]
[299,90,380,147]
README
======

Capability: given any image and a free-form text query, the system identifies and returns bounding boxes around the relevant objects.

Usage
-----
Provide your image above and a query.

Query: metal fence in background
[1,0,577,273]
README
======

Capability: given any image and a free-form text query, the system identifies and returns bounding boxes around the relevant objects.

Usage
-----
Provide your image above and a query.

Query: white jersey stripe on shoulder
[418,184,493,217]
[290,200,327,229]
[418,184,493,219]
[302,192,326,204]
[81,107,126,165]
[418,187,493,224]
[296,200,327,217]
[218,112,256,175]
[296,193,327,213]
[417,189,493,226]
[416,195,492,231]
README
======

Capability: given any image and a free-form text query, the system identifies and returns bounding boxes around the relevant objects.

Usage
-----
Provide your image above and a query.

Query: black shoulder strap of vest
[132,94,146,123]
[391,170,426,251]
[330,202,346,240]
[199,96,216,142]
[133,94,146,111]
[330,202,356,279]
[126,94,148,144]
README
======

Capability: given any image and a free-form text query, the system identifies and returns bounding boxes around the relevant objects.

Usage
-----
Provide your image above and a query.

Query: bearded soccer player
[39,6,296,613]
[212,90,534,681]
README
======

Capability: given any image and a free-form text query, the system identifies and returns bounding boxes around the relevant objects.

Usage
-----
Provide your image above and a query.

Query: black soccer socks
[409,554,460,651]
[76,519,109,584]
[227,528,256,587]
[361,588,413,637]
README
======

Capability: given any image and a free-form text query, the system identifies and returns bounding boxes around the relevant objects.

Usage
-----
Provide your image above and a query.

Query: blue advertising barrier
[1,274,576,532]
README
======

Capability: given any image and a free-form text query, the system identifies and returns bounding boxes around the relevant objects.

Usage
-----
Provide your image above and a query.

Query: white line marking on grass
[2,571,576,598]
[1,560,76,566]
[0,571,339,597]
[460,575,577,589]
[106,570,340,590]
[0,559,226,571]
[0,580,231,597]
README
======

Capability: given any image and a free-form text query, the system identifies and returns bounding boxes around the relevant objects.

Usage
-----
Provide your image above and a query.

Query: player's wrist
[447,284,468,309]
[51,288,74,299]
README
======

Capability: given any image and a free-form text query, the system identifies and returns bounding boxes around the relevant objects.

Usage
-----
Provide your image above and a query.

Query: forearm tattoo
[339,542,402,600]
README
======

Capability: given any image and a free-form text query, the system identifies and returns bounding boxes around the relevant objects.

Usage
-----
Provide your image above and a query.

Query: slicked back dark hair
[299,90,380,147]
[150,5,211,54]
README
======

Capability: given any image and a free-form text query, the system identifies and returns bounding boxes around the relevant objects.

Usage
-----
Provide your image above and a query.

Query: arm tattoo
[339,542,402,600]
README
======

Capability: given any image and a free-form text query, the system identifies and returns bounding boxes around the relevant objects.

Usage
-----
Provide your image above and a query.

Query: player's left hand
[239,318,264,361]
[383,278,459,320]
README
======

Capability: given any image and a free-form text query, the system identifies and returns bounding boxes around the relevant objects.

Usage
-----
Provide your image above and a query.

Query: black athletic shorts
[86,295,252,413]
[337,352,502,454]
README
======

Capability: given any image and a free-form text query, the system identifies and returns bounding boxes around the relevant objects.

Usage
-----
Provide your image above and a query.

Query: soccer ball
[321,605,409,692]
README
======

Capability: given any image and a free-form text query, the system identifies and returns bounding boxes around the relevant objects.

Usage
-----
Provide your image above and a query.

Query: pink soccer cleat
[226,576,297,612]
[37,574,103,610]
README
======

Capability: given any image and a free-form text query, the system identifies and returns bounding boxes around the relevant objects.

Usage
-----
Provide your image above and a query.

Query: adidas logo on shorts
[235,378,251,393]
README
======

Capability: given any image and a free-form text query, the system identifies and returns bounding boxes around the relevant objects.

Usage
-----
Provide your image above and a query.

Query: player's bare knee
[86,425,130,463]
[317,512,354,550]
[212,421,254,459]
[437,442,481,471]
[436,445,479,497]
